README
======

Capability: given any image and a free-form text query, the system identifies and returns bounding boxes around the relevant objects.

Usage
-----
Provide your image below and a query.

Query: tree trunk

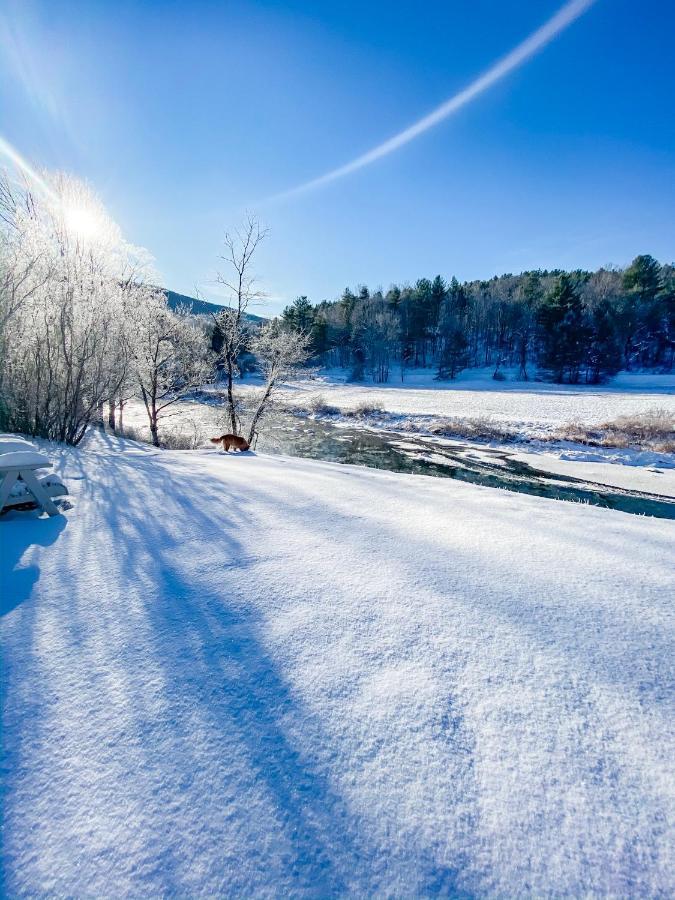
[149,401,160,447]
[518,332,529,380]
[150,416,160,447]
[108,399,116,431]
[226,354,238,434]
[247,378,275,445]
[118,396,125,431]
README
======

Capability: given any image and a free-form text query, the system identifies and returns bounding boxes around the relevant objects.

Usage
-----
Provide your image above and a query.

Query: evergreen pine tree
[430,275,447,354]
[436,327,468,380]
[514,272,542,380]
[537,274,587,382]
[619,255,663,367]
[586,300,622,383]
[282,295,314,332]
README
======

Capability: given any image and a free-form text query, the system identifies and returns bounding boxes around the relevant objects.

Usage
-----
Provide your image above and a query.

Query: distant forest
[281,255,674,384]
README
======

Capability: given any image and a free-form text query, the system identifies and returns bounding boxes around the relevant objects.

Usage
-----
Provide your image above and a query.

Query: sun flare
[62,204,104,241]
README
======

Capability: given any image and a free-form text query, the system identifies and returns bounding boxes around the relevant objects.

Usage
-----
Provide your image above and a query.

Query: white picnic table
[0,439,62,517]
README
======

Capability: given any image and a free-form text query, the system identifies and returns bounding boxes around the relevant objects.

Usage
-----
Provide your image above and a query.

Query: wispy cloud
[268,0,599,203]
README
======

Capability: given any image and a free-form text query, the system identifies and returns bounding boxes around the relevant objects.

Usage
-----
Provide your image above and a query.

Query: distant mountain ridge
[163,288,267,323]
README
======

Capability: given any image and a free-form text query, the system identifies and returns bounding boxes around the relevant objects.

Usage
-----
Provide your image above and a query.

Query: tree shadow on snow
[32,447,371,896]
[0,513,67,616]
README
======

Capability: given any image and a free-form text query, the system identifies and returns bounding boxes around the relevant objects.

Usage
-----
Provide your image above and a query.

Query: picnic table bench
[0,438,66,517]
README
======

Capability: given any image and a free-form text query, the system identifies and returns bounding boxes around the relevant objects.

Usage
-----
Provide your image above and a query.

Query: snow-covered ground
[268,368,675,429]
[512,442,675,496]
[2,433,674,896]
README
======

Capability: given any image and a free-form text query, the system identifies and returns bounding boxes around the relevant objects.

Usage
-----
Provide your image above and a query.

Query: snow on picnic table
[1,432,674,897]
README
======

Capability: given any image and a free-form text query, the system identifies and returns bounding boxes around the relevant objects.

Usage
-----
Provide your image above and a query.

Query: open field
[265,369,675,430]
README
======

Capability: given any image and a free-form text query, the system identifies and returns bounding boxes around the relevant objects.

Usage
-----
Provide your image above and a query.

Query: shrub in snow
[426,416,518,443]
[309,396,341,417]
[351,401,384,418]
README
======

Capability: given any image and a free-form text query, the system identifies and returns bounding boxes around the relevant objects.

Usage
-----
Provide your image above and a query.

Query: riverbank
[119,368,675,502]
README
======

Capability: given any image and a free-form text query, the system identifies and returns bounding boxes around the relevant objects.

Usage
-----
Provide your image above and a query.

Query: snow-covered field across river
[2,432,674,896]
[269,368,675,429]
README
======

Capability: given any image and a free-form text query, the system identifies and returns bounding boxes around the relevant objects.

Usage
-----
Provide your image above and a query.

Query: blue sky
[1,0,674,314]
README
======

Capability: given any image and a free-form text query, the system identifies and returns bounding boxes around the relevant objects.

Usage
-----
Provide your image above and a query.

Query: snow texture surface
[2,433,674,897]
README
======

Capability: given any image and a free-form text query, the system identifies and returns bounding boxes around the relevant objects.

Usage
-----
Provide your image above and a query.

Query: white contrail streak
[0,135,58,200]
[269,0,598,202]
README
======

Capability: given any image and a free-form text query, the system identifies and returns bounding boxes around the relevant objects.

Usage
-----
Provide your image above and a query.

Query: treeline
[283,256,674,383]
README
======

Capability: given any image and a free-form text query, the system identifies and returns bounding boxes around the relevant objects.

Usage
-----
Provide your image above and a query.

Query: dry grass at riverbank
[551,409,674,453]
[421,416,519,443]
[301,398,674,452]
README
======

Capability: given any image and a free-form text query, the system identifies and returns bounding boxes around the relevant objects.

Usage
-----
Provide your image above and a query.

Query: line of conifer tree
[282,255,673,383]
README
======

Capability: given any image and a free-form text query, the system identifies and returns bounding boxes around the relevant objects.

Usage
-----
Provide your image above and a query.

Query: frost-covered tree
[131,291,214,447]
[213,215,268,434]
[0,185,51,335]
[245,322,312,446]
[0,169,215,447]
[0,170,148,444]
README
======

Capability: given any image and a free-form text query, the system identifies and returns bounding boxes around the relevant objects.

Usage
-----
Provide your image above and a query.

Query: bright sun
[62,204,103,241]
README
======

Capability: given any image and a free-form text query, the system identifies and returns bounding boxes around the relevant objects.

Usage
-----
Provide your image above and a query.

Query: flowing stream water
[253,413,675,520]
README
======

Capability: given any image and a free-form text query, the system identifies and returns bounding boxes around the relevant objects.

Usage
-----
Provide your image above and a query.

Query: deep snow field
[2,431,674,897]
